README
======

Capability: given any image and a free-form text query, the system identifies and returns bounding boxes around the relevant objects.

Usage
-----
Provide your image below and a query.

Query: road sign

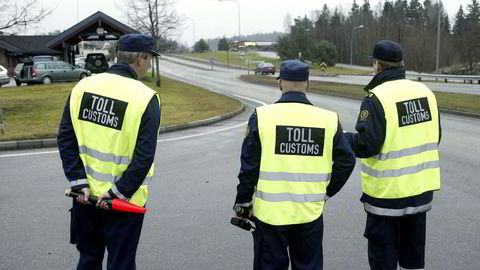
[319,62,328,72]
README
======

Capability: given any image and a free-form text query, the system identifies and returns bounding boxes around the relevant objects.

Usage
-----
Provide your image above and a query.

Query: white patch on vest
[275,126,325,156]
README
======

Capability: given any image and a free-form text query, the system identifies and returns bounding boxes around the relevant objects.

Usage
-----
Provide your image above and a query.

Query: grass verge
[182,51,370,75]
[239,75,480,114]
[0,76,241,142]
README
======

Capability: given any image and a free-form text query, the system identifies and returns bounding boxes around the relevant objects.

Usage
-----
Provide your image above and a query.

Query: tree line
[277,0,480,74]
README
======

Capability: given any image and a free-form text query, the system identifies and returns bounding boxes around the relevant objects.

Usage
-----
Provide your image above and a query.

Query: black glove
[233,204,253,219]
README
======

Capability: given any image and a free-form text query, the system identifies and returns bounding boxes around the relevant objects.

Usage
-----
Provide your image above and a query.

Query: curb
[0,103,245,152]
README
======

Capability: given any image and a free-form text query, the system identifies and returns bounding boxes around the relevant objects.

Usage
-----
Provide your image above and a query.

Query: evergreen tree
[310,40,338,66]
[193,39,209,53]
[217,37,229,51]
[453,5,466,34]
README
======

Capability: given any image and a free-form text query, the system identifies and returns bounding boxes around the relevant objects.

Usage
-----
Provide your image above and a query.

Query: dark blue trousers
[253,215,324,270]
[364,212,426,270]
[71,201,145,270]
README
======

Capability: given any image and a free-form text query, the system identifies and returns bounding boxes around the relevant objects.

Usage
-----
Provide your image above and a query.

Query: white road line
[0,95,268,157]
[232,94,268,106]
[0,150,59,158]
[157,121,248,142]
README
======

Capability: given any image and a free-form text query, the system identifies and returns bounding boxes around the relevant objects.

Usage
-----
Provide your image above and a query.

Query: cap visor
[150,50,161,56]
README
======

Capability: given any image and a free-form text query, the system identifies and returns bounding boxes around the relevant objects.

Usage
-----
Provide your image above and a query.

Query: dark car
[85,53,109,74]
[14,60,90,85]
[255,63,276,75]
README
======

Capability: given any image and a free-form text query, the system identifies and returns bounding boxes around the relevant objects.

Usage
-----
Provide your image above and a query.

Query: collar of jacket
[364,67,406,92]
[107,63,138,80]
[275,91,312,105]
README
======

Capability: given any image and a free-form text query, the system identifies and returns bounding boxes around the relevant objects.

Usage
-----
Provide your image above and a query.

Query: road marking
[157,121,248,142]
[0,150,59,158]
[0,95,268,157]
[232,94,268,106]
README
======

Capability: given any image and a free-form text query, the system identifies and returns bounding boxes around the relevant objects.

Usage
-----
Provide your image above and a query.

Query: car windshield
[263,63,274,67]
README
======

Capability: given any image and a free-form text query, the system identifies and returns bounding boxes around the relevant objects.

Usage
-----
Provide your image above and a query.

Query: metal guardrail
[407,73,480,84]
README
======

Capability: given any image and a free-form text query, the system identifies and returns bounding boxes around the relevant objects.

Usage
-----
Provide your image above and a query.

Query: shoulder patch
[360,110,369,120]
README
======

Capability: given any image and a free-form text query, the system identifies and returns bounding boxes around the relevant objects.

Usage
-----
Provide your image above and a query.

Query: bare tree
[0,0,53,33]
[121,0,183,87]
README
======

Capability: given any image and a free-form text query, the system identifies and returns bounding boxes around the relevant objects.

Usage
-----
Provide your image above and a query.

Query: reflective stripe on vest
[364,201,432,216]
[361,80,440,206]
[361,160,440,178]
[259,171,331,182]
[255,102,337,226]
[256,190,328,202]
[79,145,131,165]
[70,73,158,206]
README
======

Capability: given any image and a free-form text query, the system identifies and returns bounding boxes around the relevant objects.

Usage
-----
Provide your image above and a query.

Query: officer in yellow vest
[57,34,161,270]
[345,40,441,270]
[234,60,356,270]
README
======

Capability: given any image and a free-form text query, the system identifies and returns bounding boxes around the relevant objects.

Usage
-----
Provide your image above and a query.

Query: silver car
[0,64,10,86]
[15,60,91,85]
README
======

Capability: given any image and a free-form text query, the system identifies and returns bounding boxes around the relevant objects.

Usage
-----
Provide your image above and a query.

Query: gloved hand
[233,204,253,219]
[96,192,112,210]
[75,187,92,205]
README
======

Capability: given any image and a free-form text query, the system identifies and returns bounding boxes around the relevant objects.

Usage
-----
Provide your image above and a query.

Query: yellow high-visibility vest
[255,102,337,225]
[361,79,440,211]
[70,73,159,206]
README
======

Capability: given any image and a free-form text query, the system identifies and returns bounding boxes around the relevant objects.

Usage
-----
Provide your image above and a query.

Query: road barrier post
[0,108,4,134]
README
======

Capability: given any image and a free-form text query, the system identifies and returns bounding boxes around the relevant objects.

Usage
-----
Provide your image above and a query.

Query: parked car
[85,53,109,74]
[0,64,10,87]
[14,60,90,85]
[255,62,276,75]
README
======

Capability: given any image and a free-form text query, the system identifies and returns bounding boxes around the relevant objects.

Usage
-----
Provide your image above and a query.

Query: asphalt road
[0,58,479,269]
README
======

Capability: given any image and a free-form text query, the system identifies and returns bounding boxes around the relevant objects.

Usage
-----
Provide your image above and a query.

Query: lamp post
[190,17,196,46]
[350,24,364,65]
[219,0,241,46]
[435,0,442,72]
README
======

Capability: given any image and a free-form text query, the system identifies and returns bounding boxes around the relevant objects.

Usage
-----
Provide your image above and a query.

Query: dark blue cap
[277,60,309,81]
[118,34,160,56]
[372,40,403,62]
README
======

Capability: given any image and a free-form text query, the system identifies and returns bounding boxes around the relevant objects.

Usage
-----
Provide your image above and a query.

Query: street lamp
[219,0,241,45]
[350,24,364,65]
[189,17,196,46]
[435,0,442,72]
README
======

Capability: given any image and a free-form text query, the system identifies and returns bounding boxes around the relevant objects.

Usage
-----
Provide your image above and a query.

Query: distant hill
[205,31,284,50]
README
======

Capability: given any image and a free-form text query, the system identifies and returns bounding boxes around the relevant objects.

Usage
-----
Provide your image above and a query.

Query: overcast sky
[22,0,473,46]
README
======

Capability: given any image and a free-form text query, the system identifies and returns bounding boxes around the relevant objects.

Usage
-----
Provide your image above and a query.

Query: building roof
[46,11,139,50]
[0,11,138,58]
[0,35,60,56]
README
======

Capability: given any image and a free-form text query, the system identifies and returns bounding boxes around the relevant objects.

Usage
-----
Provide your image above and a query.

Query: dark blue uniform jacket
[344,67,441,211]
[57,64,161,199]
[235,91,356,205]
